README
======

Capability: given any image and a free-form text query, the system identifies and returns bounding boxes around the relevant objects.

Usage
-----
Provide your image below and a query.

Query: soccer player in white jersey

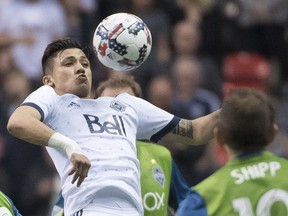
[7,38,219,216]
[52,76,191,216]
[176,88,288,216]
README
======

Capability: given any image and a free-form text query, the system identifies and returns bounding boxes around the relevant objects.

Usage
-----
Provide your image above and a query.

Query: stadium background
[0,0,288,215]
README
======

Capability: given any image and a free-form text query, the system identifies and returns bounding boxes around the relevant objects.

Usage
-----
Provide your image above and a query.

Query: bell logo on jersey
[83,114,126,136]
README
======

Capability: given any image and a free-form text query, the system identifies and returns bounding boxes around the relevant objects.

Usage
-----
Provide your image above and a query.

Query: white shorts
[72,188,142,216]
[79,205,140,216]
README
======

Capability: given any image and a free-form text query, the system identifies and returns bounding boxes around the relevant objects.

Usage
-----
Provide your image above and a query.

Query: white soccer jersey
[22,85,180,215]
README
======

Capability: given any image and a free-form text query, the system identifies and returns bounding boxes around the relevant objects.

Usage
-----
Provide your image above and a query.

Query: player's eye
[82,61,90,68]
[64,62,73,66]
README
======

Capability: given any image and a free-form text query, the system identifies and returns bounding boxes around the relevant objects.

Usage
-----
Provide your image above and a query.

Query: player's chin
[75,85,90,98]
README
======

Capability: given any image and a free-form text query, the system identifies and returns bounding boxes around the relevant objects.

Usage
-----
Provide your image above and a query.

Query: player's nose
[75,62,85,74]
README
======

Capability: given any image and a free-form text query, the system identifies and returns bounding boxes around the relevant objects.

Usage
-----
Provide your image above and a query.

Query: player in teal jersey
[51,76,190,216]
[0,191,22,216]
[176,87,288,216]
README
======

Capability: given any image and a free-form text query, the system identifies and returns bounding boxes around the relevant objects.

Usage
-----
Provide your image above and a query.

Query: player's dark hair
[95,76,143,98]
[218,88,275,153]
[41,38,92,75]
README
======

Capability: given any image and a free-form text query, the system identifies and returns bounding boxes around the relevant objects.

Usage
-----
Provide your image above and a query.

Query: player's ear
[215,126,225,146]
[43,75,55,87]
[267,123,278,143]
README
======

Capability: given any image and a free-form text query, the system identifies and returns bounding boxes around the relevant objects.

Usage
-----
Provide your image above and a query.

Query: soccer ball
[93,13,152,71]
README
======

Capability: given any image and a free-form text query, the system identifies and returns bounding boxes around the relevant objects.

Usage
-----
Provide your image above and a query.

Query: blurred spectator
[20,149,58,216]
[127,0,172,96]
[170,57,221,186]
[0,0,67,89]
[97,0,130,19]
[233,0,288,85]
[171,20,222,97]
[146,75,173,112]
[175,0,208,25]
[157,0,184,25]
[1,71,31,118]
[221,51,273,96]
[59,0,99,44]
[170,57,220,117]
[0,71,56,215]
[0,44,17,91]
[0,44,17,133]
[130,0,171,65]
[0,43,16,196]
[174,0,224,62]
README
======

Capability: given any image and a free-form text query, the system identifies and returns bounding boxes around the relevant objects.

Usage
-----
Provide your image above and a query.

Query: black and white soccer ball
[93,13,152,71]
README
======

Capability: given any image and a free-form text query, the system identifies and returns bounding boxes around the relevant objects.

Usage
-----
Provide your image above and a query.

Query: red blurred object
[222,52,271,96]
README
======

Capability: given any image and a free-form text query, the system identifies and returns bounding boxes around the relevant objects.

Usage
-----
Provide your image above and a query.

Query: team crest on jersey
[152,165,165,188]
[68,102,80,108]
[110,100,126,112]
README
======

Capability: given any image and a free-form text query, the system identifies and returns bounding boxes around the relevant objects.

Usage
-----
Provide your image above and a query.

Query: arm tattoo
[172,119,193,139]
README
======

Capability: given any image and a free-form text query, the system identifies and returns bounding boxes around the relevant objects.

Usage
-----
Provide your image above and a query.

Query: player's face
[44,48,92,98]
[100,87,135,97]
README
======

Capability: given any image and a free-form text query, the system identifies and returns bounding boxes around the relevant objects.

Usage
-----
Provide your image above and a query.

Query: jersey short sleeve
[21,85,58,121]
[116,93,180,142]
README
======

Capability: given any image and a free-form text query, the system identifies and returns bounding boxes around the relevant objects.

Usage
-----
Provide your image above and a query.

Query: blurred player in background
[0,191,22,216]
[52,76,190,216]
[176,88,288,216]
[7,38,219,216]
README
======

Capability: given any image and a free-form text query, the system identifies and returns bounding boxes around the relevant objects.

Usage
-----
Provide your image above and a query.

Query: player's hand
[68,153,91,187]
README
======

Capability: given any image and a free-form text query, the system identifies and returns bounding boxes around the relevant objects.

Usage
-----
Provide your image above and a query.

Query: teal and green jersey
[0,191,22,216]
[177,151,288,216]
[137,141,189,215]
[137,141,172,216]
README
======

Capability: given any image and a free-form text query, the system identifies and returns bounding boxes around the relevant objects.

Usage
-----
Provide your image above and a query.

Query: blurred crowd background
[1,0,288,215]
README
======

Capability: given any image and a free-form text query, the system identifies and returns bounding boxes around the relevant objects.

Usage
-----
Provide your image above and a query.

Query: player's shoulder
[29,85,56,96]
[115,93,151,106]
[23,85,59,104]
[194,165,230,193]
[264,151,288,161]
[115,92,134,99]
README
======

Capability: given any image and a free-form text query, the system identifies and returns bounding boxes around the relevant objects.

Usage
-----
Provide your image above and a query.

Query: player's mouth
[77,74,87,81]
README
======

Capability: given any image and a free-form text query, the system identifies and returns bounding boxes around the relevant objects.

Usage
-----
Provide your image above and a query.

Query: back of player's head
[42,38,91,75]
[218,87,275,153]
[95,76,143,98]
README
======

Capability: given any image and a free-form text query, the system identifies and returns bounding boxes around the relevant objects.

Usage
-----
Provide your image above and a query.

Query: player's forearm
[160,110,220,146]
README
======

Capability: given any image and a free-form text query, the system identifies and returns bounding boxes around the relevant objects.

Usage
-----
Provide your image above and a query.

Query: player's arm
[159,110,220,146]
[7,105,90,187]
